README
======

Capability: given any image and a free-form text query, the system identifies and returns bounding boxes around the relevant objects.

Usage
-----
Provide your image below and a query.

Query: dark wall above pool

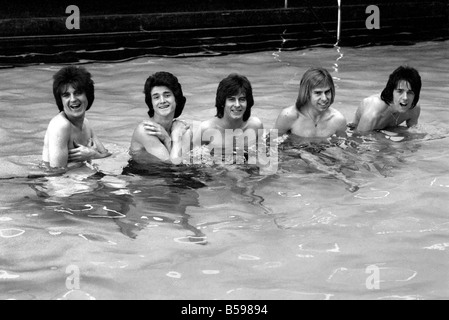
[0,0,448,67]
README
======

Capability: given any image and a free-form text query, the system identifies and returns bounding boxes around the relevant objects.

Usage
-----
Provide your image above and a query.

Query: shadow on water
[275,126,437,192]
[118,157,209,242]
[27,152,211,243]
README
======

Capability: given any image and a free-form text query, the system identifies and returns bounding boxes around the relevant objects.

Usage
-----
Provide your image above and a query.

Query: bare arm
[170,120,191,165]
[355,99,379,133]
[69,128,111,162]
[46,120,71,168]
[335,116,348,137]
[355,97,386,133]
[274,107,295,136]
[406,104,421,128]
[131,123,171,161]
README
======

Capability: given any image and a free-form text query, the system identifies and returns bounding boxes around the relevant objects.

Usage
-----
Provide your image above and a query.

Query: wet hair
[144,71,186,118]
[380,66,421,109]
[53,66,95,112]
[215,73,254,122]
[295,67,335,111]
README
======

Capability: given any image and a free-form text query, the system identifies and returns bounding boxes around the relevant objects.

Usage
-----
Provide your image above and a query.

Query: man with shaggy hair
[352,65,422,132]
[42,66,110,169]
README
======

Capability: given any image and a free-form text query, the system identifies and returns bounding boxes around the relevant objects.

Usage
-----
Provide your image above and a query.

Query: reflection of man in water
[352,66,422,132]
[118,161,207,241]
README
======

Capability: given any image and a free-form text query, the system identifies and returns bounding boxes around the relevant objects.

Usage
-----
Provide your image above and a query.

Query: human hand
[171,120,190,142]
[69,139,97,162]
[143,121,171,143]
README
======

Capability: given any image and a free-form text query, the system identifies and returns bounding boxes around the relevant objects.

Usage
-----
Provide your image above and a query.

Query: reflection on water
[1,41,449,300]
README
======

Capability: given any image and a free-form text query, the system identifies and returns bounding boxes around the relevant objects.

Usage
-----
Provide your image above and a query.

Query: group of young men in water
[42,64,422,170]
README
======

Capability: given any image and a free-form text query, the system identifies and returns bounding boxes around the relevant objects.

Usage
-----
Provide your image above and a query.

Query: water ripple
[0,228,25,238]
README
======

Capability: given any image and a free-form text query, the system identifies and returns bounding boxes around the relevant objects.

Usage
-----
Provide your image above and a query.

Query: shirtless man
[130,71,190,164]
[352,66,422,132]
[274,67,347,138]
[42,66,111,169]
[195,73,264,163]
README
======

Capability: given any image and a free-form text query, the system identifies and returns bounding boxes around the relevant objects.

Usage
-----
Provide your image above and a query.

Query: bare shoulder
[275,105,298,125]
[329,107,346,120]
[131,121,159,147]
[411,103,421,115]
[279,105,298,119]
[47,113,71,131]
[246,116,264,130]
[133,121,148,136]
[200,118,220,131]
[362,95,385,111]
[274,105,298,133]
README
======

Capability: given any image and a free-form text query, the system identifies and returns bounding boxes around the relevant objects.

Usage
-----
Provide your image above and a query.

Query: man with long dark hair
[352,65,422,132]
[130,71,189,163]
[42,66,110,169]
[195,73,264,163]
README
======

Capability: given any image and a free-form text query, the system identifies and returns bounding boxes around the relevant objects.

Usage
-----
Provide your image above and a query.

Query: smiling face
[392,80,415,113]
[61,84,88,120]
[151,86,177,118]
[309,86,332,112]
[224,92,247,120]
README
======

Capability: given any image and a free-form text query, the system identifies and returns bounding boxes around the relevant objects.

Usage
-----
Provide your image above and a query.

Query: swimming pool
[0,40,448,300]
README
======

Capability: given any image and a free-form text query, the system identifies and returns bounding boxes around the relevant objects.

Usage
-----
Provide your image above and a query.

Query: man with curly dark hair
[42,66,111,169]
[130,71,190,164]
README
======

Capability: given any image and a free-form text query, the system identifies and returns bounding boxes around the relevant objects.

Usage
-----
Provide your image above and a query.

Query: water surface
[0,40,448,300]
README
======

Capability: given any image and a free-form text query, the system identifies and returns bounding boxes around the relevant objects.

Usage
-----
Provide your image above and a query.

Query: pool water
[0,40,448,300]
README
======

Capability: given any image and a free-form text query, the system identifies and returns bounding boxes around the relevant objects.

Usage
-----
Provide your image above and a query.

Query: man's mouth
[399,102,409,108]
[69,103,82,110]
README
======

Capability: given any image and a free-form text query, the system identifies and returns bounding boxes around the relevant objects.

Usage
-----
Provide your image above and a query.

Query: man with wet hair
[352,65,422,132]
[130,71,189,163]
[42,66,111,169]
[195,73,264,162]
[275,67,347,138]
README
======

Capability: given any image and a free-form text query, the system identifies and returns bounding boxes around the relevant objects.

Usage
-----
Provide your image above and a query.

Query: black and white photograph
[1,0,448,303]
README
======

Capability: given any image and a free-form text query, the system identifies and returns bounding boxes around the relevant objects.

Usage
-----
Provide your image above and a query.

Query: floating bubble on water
[202,270,220,275]
[278,192,302,198]
[423,243,449,251]
[0,228,25,238]
[253,261,283,269]
[166,271,182,279]
[0,217,13,222]
[174,236,208,244]
[49,231,62,236]
[238,254,261,261]
[296,254,314,258]
[0,270,20,280]
[153,217,163,221]
[354,190,390,200]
